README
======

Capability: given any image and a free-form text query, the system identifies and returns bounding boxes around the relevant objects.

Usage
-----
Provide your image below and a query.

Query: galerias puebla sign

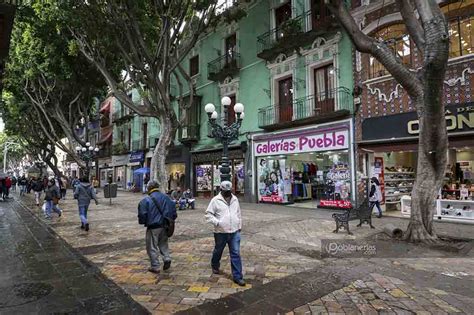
[254,126,349,157]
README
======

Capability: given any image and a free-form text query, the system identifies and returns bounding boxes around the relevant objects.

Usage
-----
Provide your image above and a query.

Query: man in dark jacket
[138,180,177,274]
[32,177,44,206]
[19,176,28,196]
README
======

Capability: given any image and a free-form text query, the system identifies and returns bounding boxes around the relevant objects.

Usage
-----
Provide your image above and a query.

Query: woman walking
[369,177,383,218]
[44,178,62,219]
[74,176,99,231]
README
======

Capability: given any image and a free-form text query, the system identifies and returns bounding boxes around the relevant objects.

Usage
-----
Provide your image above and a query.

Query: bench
[332,199,374,235]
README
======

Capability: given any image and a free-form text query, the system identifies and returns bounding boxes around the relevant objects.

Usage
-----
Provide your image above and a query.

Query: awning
[100,100,111,113]
[133,167,150,174]
[98,126,113,144]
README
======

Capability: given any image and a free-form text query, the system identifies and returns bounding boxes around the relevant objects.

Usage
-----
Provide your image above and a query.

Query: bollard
[383,224,403,239]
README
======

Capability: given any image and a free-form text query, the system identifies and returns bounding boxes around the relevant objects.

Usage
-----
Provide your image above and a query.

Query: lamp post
[205,97,245,182]
[3,141,17,173]
[75,142,100,178]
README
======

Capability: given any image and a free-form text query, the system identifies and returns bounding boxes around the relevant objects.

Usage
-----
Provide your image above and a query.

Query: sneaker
[148,267,160,274]
[58,210,62,217]
[85,223,90,231]
[212,268,221,275]
[44,216,52,220]
[81,223,85,229]
[163,261,171,271]
[233,279,246,286]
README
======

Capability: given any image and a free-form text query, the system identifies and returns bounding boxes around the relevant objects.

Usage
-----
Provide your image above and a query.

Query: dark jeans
[211,231,243,281]
[370,201,382,216]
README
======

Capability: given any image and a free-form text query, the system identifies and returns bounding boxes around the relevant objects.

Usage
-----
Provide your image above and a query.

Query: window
[189,55,199,77]
[277,76,293,123]
[368,24,412,79]
[227,95,236,125]
[225,34,237,67]
[120,131,124,143]
[275,2,292,40]
[314,64,335,114]
[142,123,147,149]
[448,16,474,58]
[128,128,131,150]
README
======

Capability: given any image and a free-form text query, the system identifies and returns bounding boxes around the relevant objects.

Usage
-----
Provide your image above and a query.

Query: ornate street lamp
[75,142,100,178]
[205,96,245,182]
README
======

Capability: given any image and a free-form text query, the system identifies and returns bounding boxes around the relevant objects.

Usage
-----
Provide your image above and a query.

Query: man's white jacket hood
[205,194,242,233]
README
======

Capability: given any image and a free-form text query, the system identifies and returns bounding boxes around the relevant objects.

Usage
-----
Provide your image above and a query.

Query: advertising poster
[257,158,290,203]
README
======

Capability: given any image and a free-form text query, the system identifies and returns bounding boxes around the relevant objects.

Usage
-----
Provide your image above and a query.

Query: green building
[109,0,356,207]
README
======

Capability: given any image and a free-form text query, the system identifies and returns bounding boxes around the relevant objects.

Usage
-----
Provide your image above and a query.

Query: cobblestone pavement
[15,190,474,314]
[0,198,147,314]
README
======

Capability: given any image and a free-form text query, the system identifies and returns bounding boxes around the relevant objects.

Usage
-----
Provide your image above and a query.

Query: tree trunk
[405,15,449,243]
[150,117,174,192]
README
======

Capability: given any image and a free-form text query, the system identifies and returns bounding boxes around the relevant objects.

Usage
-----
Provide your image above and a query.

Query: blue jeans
[79,205,89,225]
[44,200,61,218]
[211,232,243,281]
[370,201,382,216]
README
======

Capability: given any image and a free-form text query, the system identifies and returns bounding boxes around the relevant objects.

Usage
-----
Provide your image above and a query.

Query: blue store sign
[129,151,144,163]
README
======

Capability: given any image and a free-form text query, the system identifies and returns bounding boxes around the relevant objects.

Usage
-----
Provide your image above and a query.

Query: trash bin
[104,183,118,199]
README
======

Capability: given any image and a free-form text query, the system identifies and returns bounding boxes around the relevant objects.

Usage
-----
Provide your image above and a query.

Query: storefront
[112,155,129,188]
[98,158,113,187]
[165,145,191,193]
[128,151,145,191]
[360,102,474,223]
[252,119,355,209]
[192,147,245,198]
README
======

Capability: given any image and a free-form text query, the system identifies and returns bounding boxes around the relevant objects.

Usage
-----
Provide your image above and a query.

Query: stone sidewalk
[0,199,147,314]
[15,190,474,314]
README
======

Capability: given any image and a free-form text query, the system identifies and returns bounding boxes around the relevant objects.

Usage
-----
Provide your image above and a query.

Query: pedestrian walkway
[13,190,474,314]
[0,198,147,314]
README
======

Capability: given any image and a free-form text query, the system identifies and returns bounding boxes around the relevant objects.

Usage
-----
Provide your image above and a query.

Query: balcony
[112,142,129,155]
[208,52,241,82]
[257,9,337,61]
[258,87,352,130]
[179,124,200,144]
[97,145,112,159]
[131,139,146,151]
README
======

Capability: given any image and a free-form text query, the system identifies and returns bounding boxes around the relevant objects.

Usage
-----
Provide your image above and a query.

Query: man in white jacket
[205,181,245,286]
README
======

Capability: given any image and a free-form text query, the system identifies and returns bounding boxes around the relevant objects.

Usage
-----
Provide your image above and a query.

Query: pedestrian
[205,181,245,286]
[183,188,195,209]
[27,178,32,193]
[11,176,17,192]
[171,186,185,210]
[59,177,67,199]
[74,176,98,231]
[44,178,62,219]
[0,178,5,201]
[19,175,27,196]
[32,177,44,206]
[369,177,383,218]
[138,180,177,274]
[5,177,11,199]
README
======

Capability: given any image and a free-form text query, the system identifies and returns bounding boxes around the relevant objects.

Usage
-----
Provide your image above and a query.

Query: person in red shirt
[5,177,12,199]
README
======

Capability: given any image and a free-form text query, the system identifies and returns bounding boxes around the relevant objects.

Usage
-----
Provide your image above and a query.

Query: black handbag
[149,195,175,237]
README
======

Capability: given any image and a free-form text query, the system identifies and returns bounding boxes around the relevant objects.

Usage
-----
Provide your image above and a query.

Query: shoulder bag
[149,195,175,237]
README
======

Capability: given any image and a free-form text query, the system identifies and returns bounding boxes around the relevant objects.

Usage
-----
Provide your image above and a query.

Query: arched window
[368,24,412,79]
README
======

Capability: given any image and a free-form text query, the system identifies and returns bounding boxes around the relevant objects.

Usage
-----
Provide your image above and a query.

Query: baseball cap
[220,181,232,191]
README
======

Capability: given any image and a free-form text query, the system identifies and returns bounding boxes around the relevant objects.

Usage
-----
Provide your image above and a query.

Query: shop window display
[167,163,186,192]
[257,151,352,207]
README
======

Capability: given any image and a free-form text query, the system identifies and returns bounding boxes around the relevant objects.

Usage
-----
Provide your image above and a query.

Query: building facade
[352,0,474,222]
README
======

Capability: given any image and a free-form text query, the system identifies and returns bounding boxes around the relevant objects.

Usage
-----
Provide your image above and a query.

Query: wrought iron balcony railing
[148,135,159,149]
[208,52,241,82]
[258,87,352,128]
[257,9,337,61]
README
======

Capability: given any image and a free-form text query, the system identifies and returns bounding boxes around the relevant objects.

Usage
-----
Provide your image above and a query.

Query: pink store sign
[254,129,349,156]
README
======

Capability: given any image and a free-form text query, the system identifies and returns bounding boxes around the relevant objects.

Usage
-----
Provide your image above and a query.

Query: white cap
[220,181,232,191]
